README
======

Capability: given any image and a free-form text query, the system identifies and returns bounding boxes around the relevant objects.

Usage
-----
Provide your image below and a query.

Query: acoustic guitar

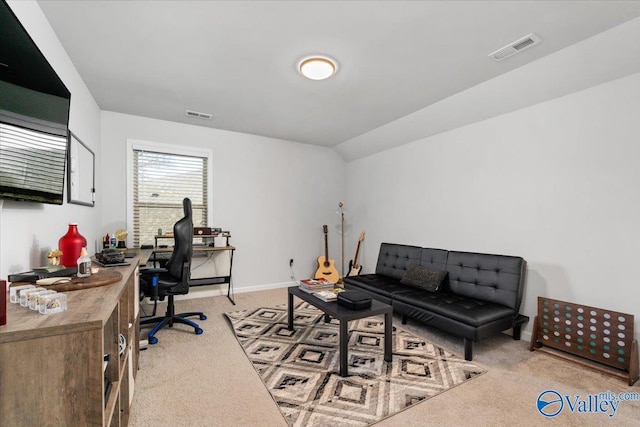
[347,231,365,277]
[314,225,339,283]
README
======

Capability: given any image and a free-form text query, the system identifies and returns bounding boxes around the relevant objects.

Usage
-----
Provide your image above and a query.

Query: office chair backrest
[165,197,194,280]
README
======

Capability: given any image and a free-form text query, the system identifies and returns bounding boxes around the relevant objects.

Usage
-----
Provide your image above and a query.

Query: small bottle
[77,247,92,278]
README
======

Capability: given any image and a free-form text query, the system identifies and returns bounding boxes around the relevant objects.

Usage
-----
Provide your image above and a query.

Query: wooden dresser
[0,257,144,426]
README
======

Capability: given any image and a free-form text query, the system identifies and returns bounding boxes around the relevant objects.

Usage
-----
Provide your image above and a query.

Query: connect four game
[530,297,638,385]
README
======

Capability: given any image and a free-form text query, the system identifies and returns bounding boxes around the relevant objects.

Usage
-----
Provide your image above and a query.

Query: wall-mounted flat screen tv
[0,0,71,205]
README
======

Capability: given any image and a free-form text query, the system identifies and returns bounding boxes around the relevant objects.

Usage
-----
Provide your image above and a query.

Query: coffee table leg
[340,320,348,376]
[288,290,294,331]
[384,311,392,362]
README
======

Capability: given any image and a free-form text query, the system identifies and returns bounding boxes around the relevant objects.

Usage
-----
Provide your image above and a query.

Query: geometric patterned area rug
[225,302,486,427]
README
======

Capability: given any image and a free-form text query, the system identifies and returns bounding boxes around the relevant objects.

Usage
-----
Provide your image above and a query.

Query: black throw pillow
[400,264,447,292]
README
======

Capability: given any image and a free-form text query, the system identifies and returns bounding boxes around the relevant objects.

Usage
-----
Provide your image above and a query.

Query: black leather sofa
[343,243,528,360]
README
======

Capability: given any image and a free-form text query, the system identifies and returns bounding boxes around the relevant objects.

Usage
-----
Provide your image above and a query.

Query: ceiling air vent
[186,109,213,120]
[489,33,541,62]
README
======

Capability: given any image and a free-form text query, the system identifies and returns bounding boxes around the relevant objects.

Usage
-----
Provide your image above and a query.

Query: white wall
[346,72,640,341]
[101,112,346,294]
[0,1,101,279]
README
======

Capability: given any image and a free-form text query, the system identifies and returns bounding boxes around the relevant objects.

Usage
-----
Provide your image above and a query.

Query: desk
[154,233,230,247]
[152,245,236,305]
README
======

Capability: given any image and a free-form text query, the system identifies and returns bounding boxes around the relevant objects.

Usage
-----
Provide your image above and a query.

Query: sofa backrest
[443,251,526,311]
[418,248,448,270]
[375,243,422,280]
[374,243,526,311]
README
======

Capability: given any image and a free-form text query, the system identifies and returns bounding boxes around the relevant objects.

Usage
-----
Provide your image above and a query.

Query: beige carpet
[225,302,485,426]
[129,288,640,426]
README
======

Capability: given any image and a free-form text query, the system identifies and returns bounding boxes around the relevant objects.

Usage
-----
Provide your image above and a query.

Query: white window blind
[0,122,67,202]
[132,149,208,247]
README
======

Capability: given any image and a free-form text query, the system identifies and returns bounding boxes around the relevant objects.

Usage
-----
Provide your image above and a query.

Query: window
[127,140,211,248]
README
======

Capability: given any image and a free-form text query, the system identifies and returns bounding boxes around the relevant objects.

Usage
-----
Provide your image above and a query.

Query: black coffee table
[287,286,393,377]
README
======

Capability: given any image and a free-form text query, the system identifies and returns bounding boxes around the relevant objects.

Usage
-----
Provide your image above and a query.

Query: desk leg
[340,320,348,376]
[384,310,392,362]
[287,291,294,331]
[226,249,236,305]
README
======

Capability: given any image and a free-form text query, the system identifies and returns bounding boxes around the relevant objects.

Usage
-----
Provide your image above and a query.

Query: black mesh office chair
[140,198,206,344]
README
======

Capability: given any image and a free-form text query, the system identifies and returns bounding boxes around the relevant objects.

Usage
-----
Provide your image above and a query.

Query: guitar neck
[353,242,361,267]
[352,232,365,268]
[323,225,330,266]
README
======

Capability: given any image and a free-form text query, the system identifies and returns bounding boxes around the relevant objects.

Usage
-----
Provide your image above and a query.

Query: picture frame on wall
[67,131,95,207]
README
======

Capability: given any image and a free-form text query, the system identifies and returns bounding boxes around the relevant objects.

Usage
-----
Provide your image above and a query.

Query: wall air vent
[185,109,213,120]
[489,33,542,62]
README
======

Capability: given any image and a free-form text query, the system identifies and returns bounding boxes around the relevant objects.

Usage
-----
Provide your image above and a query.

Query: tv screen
[0,0,71,205]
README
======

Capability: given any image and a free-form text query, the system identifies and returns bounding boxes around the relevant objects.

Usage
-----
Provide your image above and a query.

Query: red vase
[59,223,87,268]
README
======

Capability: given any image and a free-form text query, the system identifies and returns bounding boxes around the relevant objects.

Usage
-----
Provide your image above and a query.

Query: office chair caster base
[178,311,207,321]
[195,327,203,335]
[149,336,158,345]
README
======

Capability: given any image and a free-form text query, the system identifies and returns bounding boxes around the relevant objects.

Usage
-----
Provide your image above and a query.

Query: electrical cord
[190,252,214,272]
[290,265,298,284]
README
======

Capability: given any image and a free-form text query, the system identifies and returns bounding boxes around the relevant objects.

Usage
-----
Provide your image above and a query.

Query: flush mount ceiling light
[298,56,337,80]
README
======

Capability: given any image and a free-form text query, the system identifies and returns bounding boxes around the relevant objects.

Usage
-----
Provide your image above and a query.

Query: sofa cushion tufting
[400,264,447,292]
[444,251,525,311]
[375,243,422,280]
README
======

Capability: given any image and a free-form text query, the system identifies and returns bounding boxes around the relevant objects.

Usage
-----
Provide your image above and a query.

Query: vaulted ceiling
[37,1,640,150]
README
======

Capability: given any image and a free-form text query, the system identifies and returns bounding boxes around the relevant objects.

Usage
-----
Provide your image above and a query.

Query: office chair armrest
[150,275,158,300]
[140,267,166,275]
[140,269,163,301]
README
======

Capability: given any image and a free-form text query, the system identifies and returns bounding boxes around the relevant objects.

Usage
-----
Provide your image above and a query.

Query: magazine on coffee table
[298,278,335,292]
[299,278,334,287]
